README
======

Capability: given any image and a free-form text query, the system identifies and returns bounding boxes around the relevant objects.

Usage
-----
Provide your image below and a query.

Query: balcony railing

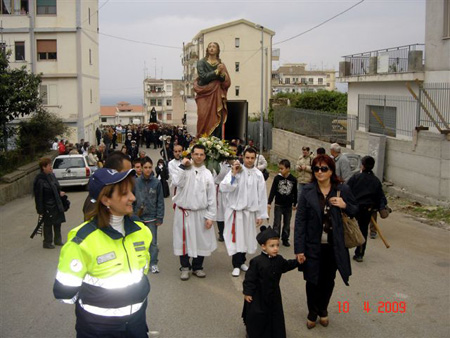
[340,44,425,77]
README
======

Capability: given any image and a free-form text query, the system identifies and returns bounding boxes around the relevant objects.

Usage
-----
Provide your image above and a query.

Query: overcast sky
[98,0,426,104]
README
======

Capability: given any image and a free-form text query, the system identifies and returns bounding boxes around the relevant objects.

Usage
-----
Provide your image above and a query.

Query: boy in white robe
[172,144,217,280]
[168,144,183,191]
[220,147,269,277]
[214,142,238,242]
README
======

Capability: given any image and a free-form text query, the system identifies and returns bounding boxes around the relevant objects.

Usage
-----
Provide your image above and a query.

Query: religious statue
[194,42,231,138]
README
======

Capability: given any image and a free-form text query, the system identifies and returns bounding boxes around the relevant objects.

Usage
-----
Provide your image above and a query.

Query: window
[157,99,162,106]
[150,99,156,106]
[368,105,397,137]
[167,113,172,120]
[40,84,57,105]
[308,78,314,84]
[318,78,323,85]
[285,78,290,84]
[235,38,240,48]
[37,39,57,60]
[90,89,93,104]
[293,77,298,84]
[0,42,6,53]
[0,0,28,14]
[166,84,172,92]
[445,0,450,38]
[101,117,107,123]
[235,62,240,72]
[326,83,330,87]
[157,113,162,120]
[301,78,307,84]
[15,41,25,61]
[166,99,172,106]
[89,49,92,65]
[88,8,91,25]
[235,86,240,96]
[327,74,331,78]
[36,0,56,14]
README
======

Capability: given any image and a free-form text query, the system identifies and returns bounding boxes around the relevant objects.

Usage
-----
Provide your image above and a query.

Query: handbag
[262,169,269,181]
[61,195,71,212]
[337,191,365,248]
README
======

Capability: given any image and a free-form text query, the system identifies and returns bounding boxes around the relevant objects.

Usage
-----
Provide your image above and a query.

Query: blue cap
[89,168,135,201]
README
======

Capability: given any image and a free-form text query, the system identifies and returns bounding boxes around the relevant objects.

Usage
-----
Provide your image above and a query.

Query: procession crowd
[34,124,389,338]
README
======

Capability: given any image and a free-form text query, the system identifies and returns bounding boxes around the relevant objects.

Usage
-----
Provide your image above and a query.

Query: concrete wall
[355,130,450,202]
[270,128,449,204]
[269,128,355,165]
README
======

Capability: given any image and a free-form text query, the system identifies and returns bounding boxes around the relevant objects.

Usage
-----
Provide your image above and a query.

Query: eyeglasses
[312,166,330,173]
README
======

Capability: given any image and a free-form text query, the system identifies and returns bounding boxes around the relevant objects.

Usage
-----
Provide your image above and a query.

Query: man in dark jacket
[347,155,387,262]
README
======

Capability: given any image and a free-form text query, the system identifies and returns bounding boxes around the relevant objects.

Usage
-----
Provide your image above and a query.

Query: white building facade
[1,0,100,144]
[272,63,336,94]
[143,78,185,125]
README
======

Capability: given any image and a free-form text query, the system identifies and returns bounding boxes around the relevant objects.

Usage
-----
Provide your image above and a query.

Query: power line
[97,31,181,49]
[274,0,365,45]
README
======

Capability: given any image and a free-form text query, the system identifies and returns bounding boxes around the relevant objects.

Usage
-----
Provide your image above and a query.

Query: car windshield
[54,158,85,169]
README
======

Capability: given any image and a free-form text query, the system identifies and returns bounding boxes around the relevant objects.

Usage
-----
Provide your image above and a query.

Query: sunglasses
[312,166,330,173]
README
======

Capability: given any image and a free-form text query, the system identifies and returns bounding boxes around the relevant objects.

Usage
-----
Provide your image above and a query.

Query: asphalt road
[0,146,449,338]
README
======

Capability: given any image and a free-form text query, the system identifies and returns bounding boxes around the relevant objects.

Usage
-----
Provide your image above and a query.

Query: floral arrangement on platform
[182,135,236,174]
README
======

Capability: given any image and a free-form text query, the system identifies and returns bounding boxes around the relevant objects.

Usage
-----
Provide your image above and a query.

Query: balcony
[338,44,425,82]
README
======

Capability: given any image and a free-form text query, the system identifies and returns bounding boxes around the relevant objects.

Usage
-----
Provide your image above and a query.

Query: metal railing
[342,44,425,76]
[274,106,356,146]
[358,83,450,138]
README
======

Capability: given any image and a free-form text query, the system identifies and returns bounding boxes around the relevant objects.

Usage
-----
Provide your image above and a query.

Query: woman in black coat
[33,157,66,249]
[155,159,170,198]
[294,154,358,329]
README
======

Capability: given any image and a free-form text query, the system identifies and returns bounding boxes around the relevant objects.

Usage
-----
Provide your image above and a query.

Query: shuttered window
[37,39,57,60]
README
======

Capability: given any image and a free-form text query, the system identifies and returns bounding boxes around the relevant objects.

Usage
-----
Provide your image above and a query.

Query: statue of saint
[194,42,231,138]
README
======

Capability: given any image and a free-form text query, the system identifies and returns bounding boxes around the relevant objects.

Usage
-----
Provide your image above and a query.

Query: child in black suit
[242,226,300,338]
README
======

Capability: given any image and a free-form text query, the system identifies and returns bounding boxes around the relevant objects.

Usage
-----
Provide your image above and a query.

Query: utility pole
[257,24,264,156]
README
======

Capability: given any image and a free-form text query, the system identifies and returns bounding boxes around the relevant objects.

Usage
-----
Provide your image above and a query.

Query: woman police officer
[53,168,153,337]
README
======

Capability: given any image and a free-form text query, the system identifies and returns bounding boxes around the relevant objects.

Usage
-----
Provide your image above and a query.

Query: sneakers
[151,265,160,274]
[232,268,240,277]
[353,255,363,263]
[192,270,206,278]
[240,264,249,272]
[43,243,55,249]
[282,240,291,247]
[370,231,377,239]
[180,268,190,281]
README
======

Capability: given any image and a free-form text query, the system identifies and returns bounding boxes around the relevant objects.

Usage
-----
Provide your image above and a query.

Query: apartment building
[182,19,275,119]
[100,102,145,126]
[272,63,336,94]
[143,78,185,125]
[1,0,100,144]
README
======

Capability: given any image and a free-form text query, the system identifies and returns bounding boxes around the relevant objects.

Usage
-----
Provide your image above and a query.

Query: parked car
[52,154,93,188]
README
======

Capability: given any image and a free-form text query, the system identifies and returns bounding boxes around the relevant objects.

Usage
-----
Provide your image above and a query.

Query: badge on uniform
[97,251,116,264]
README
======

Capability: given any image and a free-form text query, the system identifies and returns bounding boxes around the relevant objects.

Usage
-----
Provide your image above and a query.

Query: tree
[274,90,348,114]
[18,110,68,157]
[0,50,43,151]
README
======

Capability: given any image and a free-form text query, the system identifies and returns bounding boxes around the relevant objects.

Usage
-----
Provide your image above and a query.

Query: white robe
[219,166,268,256]
[172,164,217,257]
[168,158,182,190]
[213,162,231,222]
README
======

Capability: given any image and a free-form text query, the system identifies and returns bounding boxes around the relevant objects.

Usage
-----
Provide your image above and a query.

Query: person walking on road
[220,147,268,277]
[134,156,165,274]
[171,144,217,280]
[294,154,358,329]
[53,168,153,338]
[347,155,388,262]
[33,157,66,249]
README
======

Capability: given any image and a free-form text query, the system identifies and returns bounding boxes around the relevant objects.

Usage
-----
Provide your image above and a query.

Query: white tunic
[213,162,231,222]
[172,164,217,257]
[219,166,269,256]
